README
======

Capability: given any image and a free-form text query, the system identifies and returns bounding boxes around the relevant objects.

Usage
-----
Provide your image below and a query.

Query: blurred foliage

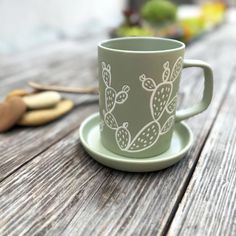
[202,2,225,27]
[179,17,205,42]
[112,0,226,44]
[141,0,177,24]
[116,26,153,37]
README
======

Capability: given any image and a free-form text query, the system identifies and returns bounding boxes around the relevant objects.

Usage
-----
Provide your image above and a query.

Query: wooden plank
[0,37,103,76]
[0,23,236,235]
[0,103,98,181]
[0,52,97,97]
[0,35,105,92]
[0,41,98,181]
[0,128,109,236]
[167,69,236,236]
[0,30,105,80]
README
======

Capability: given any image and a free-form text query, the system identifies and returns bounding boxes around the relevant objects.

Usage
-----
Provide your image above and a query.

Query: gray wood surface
[0,22,236,236]
[167,69,236,236]
[0,42,99,181]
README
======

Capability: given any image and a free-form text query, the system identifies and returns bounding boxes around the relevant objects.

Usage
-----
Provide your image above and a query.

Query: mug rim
[98,37,185,54]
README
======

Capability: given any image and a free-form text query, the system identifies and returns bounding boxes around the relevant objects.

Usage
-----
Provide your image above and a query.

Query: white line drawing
[139,70,173,121]
[150,81,173,121]
[170,57,183,82]
[102,62,130,114]
[139,74,156,91]
[115,85,130,104]
[102,61,130,130]
[101,58,183,152]
[161,115,175,134]
[127,120,160,152]
[103,111,118,130]
[102,62,111,86]
[162,61,170,81]
[115,122,131,150]
[105,87,116,112]
[166,95,178,114]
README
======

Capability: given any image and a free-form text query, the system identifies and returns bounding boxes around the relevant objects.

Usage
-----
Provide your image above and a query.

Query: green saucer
[79,113,194,172]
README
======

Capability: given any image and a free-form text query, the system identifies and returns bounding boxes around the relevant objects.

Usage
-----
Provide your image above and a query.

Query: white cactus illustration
[161,115,175,134]
[150,82,173,121]
[139,74,156,91]
[162,61,171,81]
[115,122,131,150]
[140,73,173,120]
[102,61,130,129]
[101,62,111,86]
[166,95,178,114]
[104,111,118,130]
[170,57,183,82]
[127,121,160,152]
[101,58,182,153]
[116,85,130,104]
[105,87,116,112]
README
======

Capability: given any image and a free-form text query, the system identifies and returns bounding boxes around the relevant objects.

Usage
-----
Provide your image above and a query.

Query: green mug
[98,37,213,158]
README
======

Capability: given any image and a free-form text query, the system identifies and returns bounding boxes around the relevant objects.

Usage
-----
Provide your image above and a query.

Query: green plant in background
[179,17,205,42]
[141,0,177,24]
[116,26,153,37]
[112,9,155,37]
[112,0,225,43]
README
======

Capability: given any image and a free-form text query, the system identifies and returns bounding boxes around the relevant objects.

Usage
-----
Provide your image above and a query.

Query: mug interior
[99,37,185,53]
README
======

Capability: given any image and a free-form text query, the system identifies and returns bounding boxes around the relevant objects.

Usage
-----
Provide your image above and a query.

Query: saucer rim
[79,112,194,164]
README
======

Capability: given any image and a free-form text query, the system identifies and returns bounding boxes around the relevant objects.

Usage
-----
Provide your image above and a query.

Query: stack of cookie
[0,89,74,132]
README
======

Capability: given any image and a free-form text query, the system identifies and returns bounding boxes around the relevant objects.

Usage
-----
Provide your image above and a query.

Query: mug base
[79,113,194,172]
[101,137,170,159]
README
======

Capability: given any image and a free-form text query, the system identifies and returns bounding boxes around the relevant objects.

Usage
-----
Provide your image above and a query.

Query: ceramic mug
[98,37,213,158]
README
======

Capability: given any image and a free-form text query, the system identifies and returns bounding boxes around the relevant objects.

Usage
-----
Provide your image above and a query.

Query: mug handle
[175,59,214,122]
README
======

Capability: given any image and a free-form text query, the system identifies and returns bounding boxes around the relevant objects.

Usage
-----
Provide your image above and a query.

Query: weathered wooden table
[0,21,236,236]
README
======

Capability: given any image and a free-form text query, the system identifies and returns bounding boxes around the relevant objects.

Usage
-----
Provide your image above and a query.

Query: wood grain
[0,53,97,98]
[167,69,236,236]
[0,103,98,181]
[0,38,102,80]
[58,23,236,236]
[0,23,236,236]
[0,40,98,181]
[0,129,109,236]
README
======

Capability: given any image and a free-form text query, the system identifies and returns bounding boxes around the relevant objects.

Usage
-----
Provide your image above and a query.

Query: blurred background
[0,0,234,54]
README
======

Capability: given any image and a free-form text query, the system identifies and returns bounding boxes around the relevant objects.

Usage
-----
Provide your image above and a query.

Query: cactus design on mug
[116,122,131,150]
[102,61,130,132]
[105,87,116,112]
[128,121,160,151]
[166,96,178,114]
[170,57,183,82]
[150,82,173,120]
[161,115,175,134]
[162,61,171,82]
[139,74,156,91]
[101,57,183,152]
[104,111,118,129]
[101,62,111,86]
[116,85,130,104]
